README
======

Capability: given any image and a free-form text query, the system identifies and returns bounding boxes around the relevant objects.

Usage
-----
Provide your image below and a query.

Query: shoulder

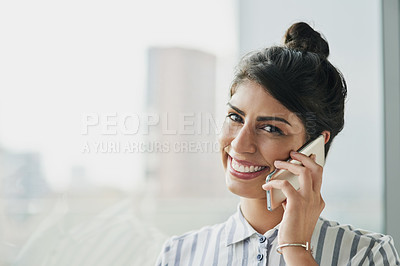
[163,222,226,250]
[155,221,227,265]
[312,217,400,265]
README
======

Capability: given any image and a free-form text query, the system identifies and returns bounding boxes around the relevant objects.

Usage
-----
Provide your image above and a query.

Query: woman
[156,22,400,265]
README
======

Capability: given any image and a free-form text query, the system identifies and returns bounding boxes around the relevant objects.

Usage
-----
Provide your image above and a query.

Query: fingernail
[311,153,317,161]
[274,160,282,167]
[290,151,297,156]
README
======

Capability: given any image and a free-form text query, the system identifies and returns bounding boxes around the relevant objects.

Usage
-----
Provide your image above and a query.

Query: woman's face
[219,80,307,199]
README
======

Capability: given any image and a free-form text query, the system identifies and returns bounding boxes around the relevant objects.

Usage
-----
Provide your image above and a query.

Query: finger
[310,153,317,162]
[262,179,299,200]
[273,160,313,195]
[289,152,323,192]
[310,154,323,192]
[273,159,305,175]
[290,151,320,171]
[282,200,287,211]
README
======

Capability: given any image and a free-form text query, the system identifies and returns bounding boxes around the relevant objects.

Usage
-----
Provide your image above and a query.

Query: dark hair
[230,22,347,156]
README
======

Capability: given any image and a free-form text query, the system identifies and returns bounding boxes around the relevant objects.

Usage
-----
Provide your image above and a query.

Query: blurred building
[0,147,51,264]
[0,147,50,221]
[146,47,225,198]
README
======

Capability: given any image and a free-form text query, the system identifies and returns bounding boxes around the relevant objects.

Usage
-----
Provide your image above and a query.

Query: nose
[231,123,257,154]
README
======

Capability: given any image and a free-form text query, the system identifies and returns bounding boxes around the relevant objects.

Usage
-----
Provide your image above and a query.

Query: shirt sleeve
[155,237,173,266]
[349,235,400,266]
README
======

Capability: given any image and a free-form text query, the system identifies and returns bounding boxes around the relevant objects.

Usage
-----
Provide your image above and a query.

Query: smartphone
[265,134,325,211]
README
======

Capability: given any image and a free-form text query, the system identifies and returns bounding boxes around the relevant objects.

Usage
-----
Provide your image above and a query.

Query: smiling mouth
[227,155,269,180]
[231,158,267,173]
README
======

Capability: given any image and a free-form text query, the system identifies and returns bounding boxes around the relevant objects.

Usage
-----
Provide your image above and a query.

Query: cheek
[258,141,282,159]
[218,120,235,147]
[258,138,299,161]
[218,121,235,168]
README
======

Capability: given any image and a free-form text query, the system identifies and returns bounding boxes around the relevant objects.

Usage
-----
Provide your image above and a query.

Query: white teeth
[232,161,239,171]
[231,158,266,173]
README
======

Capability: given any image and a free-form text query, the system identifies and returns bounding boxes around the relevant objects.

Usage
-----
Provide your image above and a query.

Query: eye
[262,125,284,135]
[227,113,243,123]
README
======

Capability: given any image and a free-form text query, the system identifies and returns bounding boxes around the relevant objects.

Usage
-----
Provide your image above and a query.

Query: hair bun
[284,22,329,58]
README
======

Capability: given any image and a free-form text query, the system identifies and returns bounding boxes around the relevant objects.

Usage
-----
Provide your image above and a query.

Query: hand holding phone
[265,135,325,211]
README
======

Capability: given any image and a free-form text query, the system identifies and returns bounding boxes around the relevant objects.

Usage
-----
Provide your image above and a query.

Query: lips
[231,158,267,173]
[228,155,270,180]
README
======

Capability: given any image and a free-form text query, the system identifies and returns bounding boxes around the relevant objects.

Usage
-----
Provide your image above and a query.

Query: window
[0,1,237,265]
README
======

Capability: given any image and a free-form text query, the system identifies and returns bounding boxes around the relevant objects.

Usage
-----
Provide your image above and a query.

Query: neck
[240,197,284,234]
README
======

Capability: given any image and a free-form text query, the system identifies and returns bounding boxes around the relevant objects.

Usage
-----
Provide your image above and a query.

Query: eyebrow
[227,102,292,126]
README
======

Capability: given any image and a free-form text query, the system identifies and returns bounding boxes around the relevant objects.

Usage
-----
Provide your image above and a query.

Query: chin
[225,172,267,199]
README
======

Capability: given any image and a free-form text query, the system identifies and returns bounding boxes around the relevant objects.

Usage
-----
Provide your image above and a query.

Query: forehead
[230,80,293,117]
[229,80,305,130]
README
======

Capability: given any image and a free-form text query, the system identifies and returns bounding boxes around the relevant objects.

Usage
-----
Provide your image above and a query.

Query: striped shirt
[156,204,400,266]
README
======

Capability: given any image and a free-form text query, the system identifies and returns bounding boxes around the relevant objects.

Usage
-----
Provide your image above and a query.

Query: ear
[321,130,331,144]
